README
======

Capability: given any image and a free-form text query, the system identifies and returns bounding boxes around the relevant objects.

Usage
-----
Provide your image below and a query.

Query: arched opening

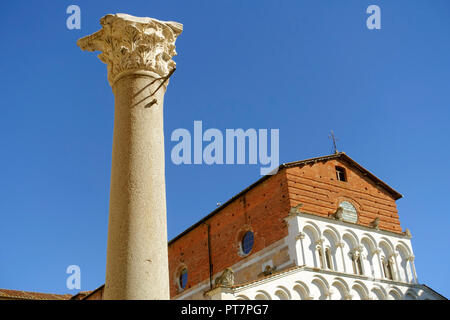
[331,281,347,300]
[361,237,377,278]
[311,278,328,300]
[396,243,412,283]
[303,225,320,268]
[254,291,271,300]
[371,288,385,300]
[274,290,290,300]
[388,290,401,300]
[351,284,368,300]
[293,283,310,300]
[323,229,339,271]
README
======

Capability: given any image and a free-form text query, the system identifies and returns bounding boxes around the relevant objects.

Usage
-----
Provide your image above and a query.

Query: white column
[285,212,302,266]
[296,232,306,266]
[408,255,418,284]
[77,13,183,300]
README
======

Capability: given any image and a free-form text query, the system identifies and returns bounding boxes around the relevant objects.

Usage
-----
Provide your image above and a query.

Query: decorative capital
[389,253,398,260]
[407,255,415,262]
[335,242,345,248]
[296,232,306,240]
[77,13,183,86]
[351,251,359,260]
[315,238,325,245]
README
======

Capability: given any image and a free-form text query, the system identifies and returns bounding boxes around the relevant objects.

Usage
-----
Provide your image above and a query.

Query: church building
[0,152,445,300]
[83,152,445,300]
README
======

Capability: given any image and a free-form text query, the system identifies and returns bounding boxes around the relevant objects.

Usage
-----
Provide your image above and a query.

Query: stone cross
[77,13,183,300]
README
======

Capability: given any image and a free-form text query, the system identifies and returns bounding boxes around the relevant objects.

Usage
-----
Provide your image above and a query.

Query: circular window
[179,268,188,290]
[241,231,254,255]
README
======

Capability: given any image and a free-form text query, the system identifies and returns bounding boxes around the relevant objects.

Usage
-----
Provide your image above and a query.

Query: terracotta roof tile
[0,289,72,300]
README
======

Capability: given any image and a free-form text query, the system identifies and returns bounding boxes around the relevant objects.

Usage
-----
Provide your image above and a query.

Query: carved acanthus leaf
[77,13,183,86]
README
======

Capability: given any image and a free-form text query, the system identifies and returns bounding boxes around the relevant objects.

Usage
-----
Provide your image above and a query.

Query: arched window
[241,231,254,255]
[179,268,188,290]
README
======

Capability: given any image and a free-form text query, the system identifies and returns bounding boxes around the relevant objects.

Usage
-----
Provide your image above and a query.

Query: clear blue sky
[0,0,449,298]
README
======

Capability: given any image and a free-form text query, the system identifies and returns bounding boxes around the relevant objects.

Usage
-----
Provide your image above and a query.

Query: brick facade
[285,158,402,233]
[168,153,403,298]
[168,169,291,297]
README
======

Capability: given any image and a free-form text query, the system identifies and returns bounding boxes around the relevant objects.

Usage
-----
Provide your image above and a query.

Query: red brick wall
[168,169,291,298]
[286,159,402,233]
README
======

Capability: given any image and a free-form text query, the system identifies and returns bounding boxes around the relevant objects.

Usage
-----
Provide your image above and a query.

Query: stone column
[77,13,183,299]
[408,255,418,284]
[295,232,306,266]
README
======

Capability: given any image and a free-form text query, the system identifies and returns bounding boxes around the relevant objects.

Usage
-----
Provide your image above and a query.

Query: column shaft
[104,73,169,299]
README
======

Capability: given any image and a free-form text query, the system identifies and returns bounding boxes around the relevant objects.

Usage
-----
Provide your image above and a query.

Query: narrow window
[241,231,254,255]
[387,259,395,280]
[317,247,324,269]
[352,254,357,274]
[352,253,363,275]
[179,268,188,289]
[382,257,393,280]
[357,256,363,275]
[325,248,333,270]
[336,166,347,182]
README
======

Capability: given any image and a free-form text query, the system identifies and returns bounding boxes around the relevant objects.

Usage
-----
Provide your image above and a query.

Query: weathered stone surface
[77,13,182,300]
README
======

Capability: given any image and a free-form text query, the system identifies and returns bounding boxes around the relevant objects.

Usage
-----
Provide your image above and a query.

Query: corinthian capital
[77,13,183,86]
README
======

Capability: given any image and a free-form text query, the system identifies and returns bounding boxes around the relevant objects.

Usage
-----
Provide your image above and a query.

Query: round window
[241,231,254,255]
[179,268,188,289]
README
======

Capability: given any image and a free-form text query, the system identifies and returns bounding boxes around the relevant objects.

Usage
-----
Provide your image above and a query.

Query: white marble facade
[204,211,444,300]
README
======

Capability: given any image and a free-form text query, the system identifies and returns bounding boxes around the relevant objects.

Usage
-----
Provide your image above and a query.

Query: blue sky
[0,1,449,298]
